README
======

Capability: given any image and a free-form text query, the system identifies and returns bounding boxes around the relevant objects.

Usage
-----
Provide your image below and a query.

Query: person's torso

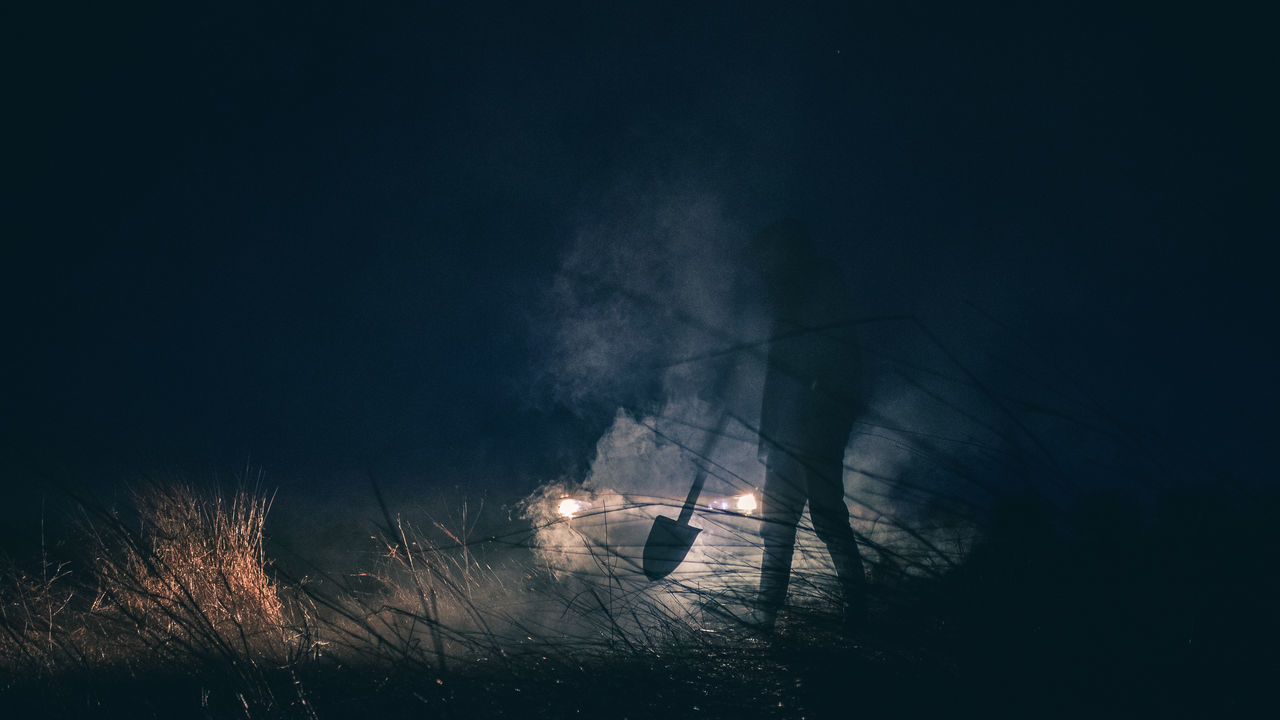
[759,264,861,453]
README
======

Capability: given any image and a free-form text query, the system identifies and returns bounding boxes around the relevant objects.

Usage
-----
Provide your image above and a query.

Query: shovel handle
[677,468,708,524]
[676,411,731,524]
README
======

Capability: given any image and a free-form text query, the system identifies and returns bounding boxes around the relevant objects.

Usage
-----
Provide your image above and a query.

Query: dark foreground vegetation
[2,479,1276,719]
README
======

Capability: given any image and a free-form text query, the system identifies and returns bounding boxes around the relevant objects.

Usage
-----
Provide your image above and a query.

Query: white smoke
[536,190,765,413]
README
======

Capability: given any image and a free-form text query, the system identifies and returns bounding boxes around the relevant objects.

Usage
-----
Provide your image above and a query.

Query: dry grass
[284,484,523,674]
[0,553,77,673]
[0,483,323,717]
[89,483,291,663]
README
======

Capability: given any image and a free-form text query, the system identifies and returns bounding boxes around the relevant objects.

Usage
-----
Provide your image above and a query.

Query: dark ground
[4,481,1277,718]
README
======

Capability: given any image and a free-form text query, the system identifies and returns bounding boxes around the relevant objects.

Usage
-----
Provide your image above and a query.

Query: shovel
[642,413,730,580]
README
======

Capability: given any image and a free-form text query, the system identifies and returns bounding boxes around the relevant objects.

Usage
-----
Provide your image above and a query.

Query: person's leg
[804,451,867,630]
[755,450,807,628]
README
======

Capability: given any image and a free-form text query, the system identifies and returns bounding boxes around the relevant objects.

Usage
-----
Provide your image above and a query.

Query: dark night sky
[3,2,1275,521]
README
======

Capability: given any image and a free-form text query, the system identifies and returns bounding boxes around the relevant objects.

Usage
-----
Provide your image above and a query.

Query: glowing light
[707,493,758,514]
[557,498,584,517]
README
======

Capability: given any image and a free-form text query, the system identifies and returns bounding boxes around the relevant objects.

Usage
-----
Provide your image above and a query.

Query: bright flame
[735,494,758,513]
[557,498,584,517]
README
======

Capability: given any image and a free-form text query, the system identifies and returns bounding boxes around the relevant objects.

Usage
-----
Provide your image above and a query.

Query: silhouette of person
[747,219,867,632]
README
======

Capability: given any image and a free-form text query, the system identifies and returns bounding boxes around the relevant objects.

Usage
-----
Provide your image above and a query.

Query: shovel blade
[642,515,701,580]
